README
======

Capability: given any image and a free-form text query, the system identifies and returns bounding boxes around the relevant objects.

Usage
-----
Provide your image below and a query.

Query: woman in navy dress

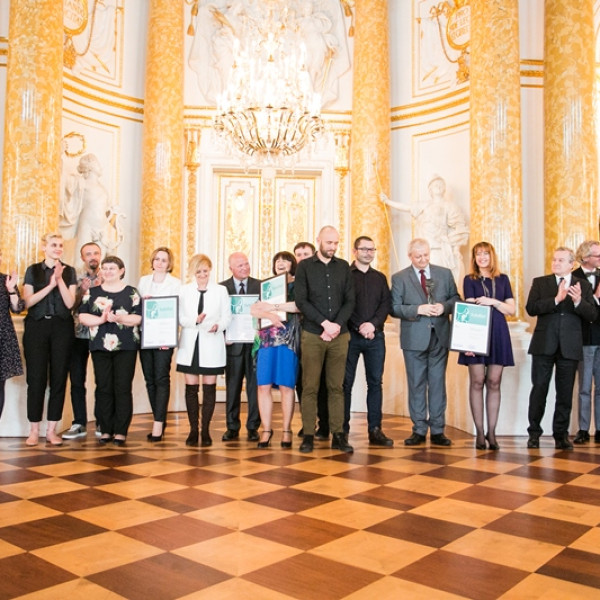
[459,242,515,450]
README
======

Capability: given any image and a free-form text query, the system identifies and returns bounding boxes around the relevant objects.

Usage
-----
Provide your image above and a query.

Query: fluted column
[1,0,62,275]
[470,0,523,314]
[350,0,390,275]
[141,0,184,275]
[544,0,597,265]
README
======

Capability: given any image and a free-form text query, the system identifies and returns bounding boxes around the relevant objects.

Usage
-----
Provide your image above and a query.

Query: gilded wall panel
[217,174,261,281]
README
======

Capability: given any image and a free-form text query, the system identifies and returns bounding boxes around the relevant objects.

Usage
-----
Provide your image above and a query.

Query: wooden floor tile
[244,514,355,550]
[87,552,230,599]
[0,553,75,599]
[243,552,382,599]
[366,512,473,548]
[393,550,528,600]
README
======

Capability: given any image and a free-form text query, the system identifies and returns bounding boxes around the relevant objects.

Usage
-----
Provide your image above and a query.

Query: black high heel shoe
[281,430,292,449]
[475,432,486,450]
[486,434,500,451]
[257,430,273,448]
[147,433,163,442]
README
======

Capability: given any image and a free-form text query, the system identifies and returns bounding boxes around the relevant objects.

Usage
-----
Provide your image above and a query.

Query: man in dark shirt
[294,226,355,453]
[343,236,393,446]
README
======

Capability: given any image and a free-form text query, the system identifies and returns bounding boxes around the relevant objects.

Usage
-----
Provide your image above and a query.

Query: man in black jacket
[526,246,597,450]
[220,252,261,441]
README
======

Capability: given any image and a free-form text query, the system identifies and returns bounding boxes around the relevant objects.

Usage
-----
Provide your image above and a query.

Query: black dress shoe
[147,433,163,442]
[555,436,573,450]
[486,434,500,451]
[299,435,314,453]
[573,430,590,444]
[331,432,353,453]
[430,433,452,447]
[112,438,126,447]
[200,433,212,447]
[247,429,260,442]
[527,436,540,448]
[221,429,239,441]
[98,435,112,446]
[369,427,394,447]
[404,433,426,446]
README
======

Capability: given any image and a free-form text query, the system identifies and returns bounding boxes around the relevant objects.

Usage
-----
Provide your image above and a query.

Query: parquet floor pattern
[0,407,599,599]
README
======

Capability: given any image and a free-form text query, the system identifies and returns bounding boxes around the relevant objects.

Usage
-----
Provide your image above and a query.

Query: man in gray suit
[391,238,460,446]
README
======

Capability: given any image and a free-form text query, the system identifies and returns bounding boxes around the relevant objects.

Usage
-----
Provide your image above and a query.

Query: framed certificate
[226,294,259,343]
[141,296,179,349]
[259,273,287,329]
[450,301,492,355]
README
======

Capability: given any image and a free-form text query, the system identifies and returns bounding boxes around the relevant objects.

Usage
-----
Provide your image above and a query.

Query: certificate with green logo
[450,301,492,355]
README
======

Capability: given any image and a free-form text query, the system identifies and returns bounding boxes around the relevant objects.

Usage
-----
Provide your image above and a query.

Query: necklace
[480,276,496,299]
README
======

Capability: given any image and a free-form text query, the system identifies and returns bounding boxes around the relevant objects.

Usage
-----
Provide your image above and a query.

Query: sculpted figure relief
[60,153,123,264]
[187,0,350,107]
[384,175,468,283]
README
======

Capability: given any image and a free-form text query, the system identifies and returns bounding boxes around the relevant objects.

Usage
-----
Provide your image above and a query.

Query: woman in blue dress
[458,242,515,450]
[251,252,301,449]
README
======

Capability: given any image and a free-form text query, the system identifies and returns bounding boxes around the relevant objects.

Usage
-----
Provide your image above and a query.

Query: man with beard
[295,226,355,453]
[62,242,102,438]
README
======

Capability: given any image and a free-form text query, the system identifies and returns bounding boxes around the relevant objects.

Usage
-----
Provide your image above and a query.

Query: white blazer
[137,273,181,298]
[176,281,232,368]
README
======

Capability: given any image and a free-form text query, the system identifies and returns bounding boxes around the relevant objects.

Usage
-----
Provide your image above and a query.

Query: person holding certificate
[458,242,515,450]
[251,251,301,448]
[138,247,181,442]
[176,254,231,447]
[78,256,142,447]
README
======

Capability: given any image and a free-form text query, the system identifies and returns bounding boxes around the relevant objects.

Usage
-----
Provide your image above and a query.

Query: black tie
[239,281,245,294]
[197,290,206,314]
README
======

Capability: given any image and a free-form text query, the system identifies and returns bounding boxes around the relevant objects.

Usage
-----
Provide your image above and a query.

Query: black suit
[526,274,596,438]
[220,276,261,432]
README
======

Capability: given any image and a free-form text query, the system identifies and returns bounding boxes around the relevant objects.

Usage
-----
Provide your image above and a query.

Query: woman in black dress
[459,242,515,450]
[0,250,24,420]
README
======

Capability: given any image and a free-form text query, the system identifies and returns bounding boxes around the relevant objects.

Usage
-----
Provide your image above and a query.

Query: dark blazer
[572,267,600,345]
[526,274,597,360]
[219,276,261,356]
[390,264,460,351]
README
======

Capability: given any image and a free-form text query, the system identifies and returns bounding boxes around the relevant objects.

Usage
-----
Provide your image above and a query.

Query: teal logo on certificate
[145,300,175,319]
[455,303,488,325]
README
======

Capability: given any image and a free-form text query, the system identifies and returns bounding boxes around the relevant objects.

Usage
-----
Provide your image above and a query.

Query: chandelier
[213,1,325,165]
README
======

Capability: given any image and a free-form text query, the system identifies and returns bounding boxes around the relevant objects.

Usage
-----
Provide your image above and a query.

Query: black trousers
[92,350,137,437]
[139,347,174,422]
[225,344,260,431]
[528,352,578,438]
[69,337,92,426]
[23,316,74,422]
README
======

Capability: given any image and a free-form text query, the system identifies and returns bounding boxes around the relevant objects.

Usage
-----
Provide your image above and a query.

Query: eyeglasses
[357,247,376,252]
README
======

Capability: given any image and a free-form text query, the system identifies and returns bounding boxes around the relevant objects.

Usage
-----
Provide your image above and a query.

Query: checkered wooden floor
[0,407,599,599]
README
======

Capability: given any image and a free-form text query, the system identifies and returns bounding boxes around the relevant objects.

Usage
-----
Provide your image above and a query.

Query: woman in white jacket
[137,247,181,442]
[177,254,231,446]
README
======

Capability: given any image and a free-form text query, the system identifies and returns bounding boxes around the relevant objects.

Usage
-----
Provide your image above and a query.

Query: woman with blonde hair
[138,247,181,441]
[458,242,515,450]
[23,233,77,446]
[177,254,231,446]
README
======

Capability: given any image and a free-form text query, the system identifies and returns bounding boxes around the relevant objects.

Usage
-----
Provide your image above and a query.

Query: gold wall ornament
[64,0,93,69]
[61,131,86,158]
[429,0,470,83]
[184,127,202,260]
